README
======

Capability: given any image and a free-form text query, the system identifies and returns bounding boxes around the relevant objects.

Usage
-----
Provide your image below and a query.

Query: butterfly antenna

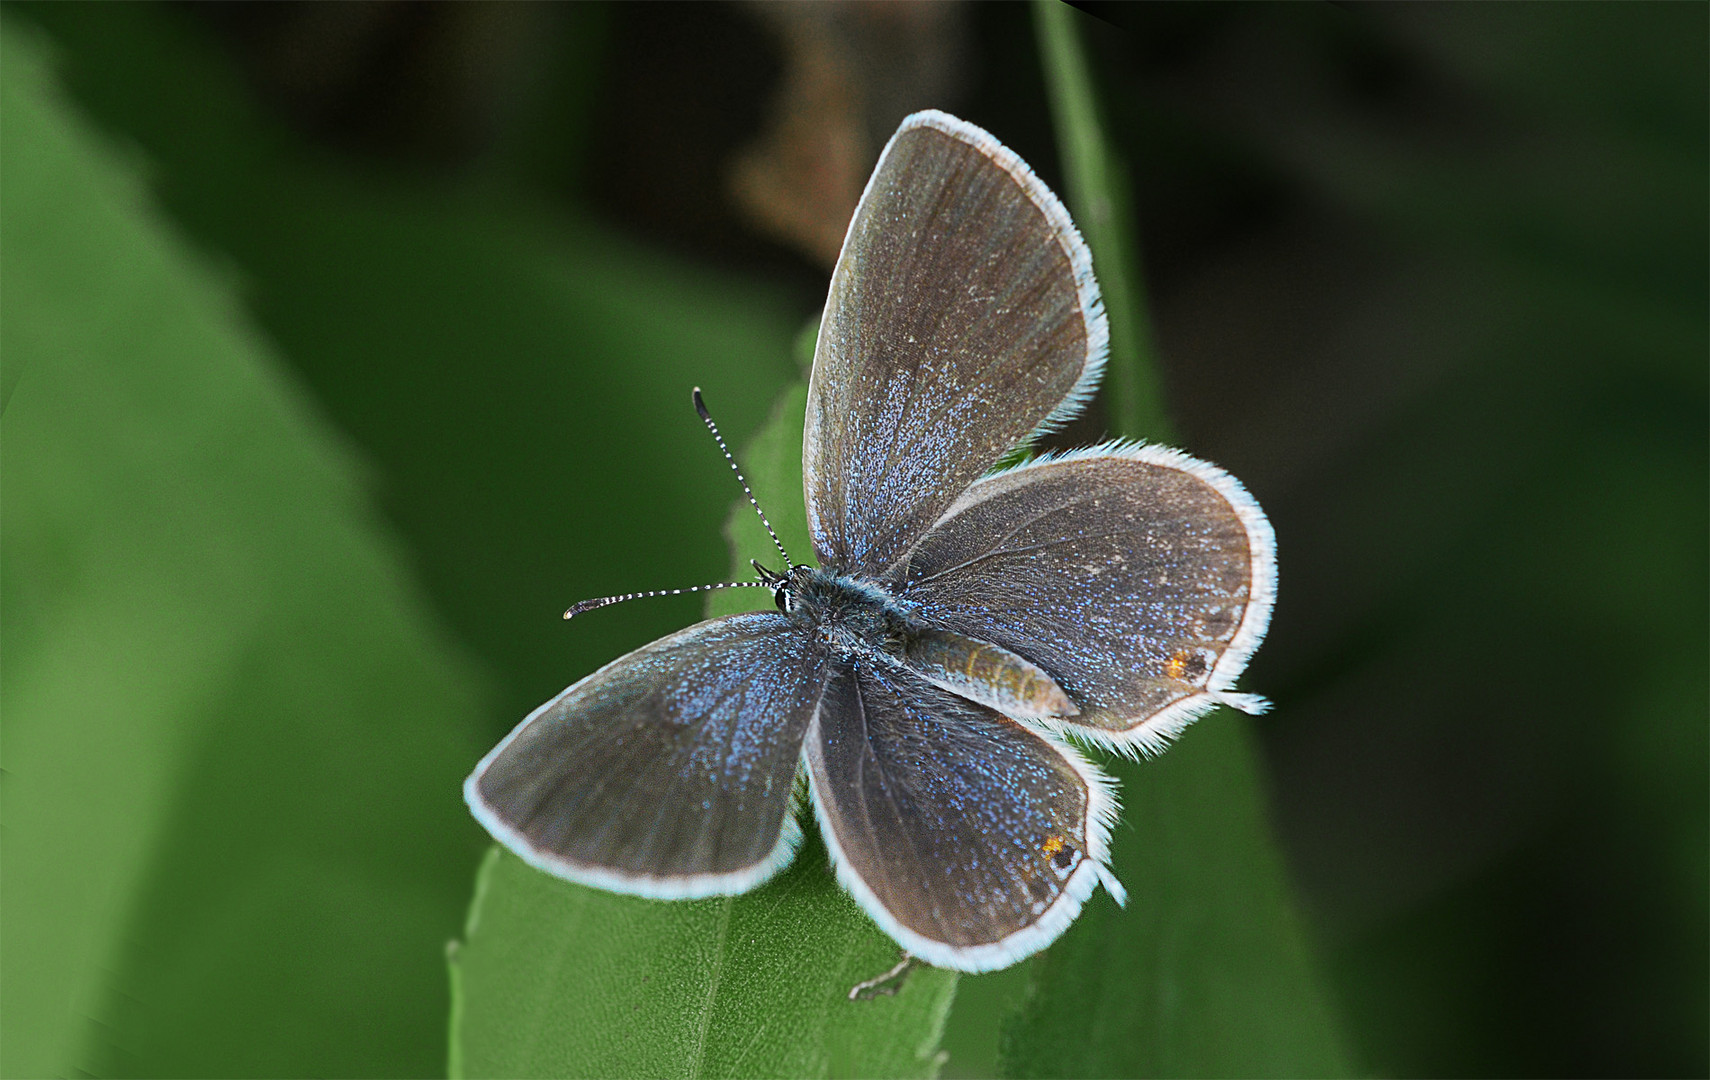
[564,581,770,621]
[563,389,791,622]
[694,387,792,567]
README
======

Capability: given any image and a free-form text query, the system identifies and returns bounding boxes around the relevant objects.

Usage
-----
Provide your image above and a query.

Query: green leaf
[996,5,1354,1076]
[5,0,805,767]
[1000,724,1352,1077]
[451,377,957,1078]
[0,19,486,1078]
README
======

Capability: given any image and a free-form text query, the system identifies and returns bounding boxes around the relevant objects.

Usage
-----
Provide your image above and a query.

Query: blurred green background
[3,2,1703,1077]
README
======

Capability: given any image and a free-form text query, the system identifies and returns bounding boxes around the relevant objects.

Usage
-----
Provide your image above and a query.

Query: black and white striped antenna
[563,580,770,620]
[562,388,790,621]
[693,387,792,567]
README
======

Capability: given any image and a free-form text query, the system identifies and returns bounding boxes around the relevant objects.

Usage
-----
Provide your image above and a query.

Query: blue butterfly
[466,110,1275,973]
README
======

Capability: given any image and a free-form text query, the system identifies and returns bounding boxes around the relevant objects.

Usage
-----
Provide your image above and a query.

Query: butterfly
[464,110,1276,973]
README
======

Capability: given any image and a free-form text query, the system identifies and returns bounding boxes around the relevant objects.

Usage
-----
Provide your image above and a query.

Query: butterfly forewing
[896,446,1277,756]
[804,111,1107,579]
[466,613,831,897]
[805,662,1117,972]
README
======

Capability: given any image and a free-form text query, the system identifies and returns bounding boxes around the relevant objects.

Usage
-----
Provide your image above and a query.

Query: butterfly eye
[773,588,793,614]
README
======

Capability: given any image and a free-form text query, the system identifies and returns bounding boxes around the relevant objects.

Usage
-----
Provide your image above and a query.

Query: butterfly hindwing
[804,110,1108,579]
[804,661,1119,973]
[896,445,1277,757]
[465,612,831,898]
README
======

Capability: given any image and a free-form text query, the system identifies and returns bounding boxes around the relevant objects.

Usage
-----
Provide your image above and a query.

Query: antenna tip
[563,597,603,620]
[693,387,712,419]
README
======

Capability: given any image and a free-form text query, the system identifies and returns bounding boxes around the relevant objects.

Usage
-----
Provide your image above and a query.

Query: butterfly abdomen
[903,628,1078,720]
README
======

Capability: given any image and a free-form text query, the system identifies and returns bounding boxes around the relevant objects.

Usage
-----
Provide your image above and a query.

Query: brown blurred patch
[729,1,968,269]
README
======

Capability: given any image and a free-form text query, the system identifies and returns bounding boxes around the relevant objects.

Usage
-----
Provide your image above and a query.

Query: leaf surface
[0,21,486,1077]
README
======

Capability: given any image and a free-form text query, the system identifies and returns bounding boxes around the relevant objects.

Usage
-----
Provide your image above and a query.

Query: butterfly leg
[848,952,916,1001]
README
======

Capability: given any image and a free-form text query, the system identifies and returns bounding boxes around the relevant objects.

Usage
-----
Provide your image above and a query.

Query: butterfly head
[750,560,820,616]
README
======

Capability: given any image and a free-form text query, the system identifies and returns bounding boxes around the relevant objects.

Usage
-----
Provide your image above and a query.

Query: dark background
[10,2,1705,1075]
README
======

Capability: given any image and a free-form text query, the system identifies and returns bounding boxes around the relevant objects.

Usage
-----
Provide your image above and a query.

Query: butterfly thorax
[776,566,910,656]
[775,565,1079,720]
